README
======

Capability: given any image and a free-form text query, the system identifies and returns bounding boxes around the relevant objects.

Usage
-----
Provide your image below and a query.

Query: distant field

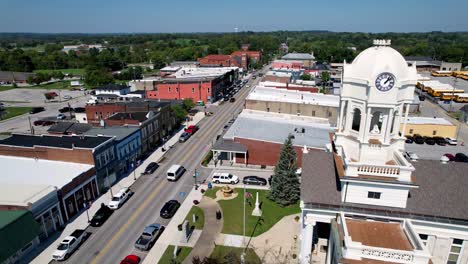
[0,107,32,120]
[34,68,85,76]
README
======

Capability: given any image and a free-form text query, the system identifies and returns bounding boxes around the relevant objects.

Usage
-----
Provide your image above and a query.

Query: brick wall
[0,145,95,165]
[264,75,291,84]
[86,104,126,126]
[147,81,214,103]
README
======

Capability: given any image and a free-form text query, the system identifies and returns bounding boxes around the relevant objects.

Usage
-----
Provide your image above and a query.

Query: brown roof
[301,151,468,223]
[345,219,413,251]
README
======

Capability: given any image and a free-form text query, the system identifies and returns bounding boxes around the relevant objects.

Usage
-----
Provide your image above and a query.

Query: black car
[74,107,86,113]
[229,98,236,103]
[433,137,446,146]
[455,153,468,162]
[59,107,74,113]
[243,176,267,186]
[413,135,425,144]
[160,200,180,219]
[30,107,45,114]
[405,136,413,144]
[418,95,426,101]
[144,162,159,174]
[424,137,436,145]
[223,97,230,101]
[90,203,113,227]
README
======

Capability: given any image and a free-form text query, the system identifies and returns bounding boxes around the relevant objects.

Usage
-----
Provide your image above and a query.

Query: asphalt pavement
[57,68,268,264]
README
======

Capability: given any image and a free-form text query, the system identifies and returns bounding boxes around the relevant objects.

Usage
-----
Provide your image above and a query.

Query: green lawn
[184,206,204,230]
[158,245,192,264]
[0,107,32,120]
[203,187,219,199]
[29,81,72,90]
[34,68,85,76]
[217,188,300,237]
[0,86,15,92]
[210,245,261,264]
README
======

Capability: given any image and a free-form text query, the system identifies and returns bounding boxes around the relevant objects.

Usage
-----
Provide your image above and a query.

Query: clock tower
[333,40,419,208]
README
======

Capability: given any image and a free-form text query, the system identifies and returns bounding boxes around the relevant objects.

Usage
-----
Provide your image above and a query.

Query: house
[0,210,41,264]
[245,86,339,123]
[85,127,142,176]
[212,110,333,167]
[0,71,35,84]
[299,40,468,264]
[0,134,116,192]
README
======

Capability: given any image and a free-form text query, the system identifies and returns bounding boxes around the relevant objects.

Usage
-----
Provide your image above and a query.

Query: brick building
[198,54,232,67]
[230,50,262,69]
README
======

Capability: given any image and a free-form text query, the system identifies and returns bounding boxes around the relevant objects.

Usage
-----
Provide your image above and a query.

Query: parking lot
[405,142,467,160]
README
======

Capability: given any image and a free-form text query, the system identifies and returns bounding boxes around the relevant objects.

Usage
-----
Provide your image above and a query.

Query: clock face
[375,72,395,92]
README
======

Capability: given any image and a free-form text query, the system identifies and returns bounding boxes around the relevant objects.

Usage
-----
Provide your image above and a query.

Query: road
[60,67,268,264]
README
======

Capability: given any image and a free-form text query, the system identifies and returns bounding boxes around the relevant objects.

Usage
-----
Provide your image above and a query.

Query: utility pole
[28,116,34,135]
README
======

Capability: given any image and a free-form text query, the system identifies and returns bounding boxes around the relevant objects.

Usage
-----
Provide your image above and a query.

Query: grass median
[158,245,192,264]
[184,205,204,230]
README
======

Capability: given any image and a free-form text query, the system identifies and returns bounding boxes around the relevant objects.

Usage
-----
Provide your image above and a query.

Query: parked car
[243,176,267,186]
[405,137,413,144]
[74,107,86,113]
[413,135,425,144]
[134,224,165,251]
[143,162,159,174]
[179,132,191,142]
[52,229,86,261]
[223,96,230,102]
[30,107,45,114]
[160,200,181,219]
[228,119,235,124]
[120,255,141,264]
[59,107,74,113]
[185,125,199,135]
[424,137,436,145]
[229,97,236,103]
[418,95,426,101]
[42,120,55,126]
[108,187,132,210]
[63,95,72,100]
[57,113,66,120]
[403,151,419,161]
[443,153,456,161]
[433,137,447,146]
[445,137,458,146]
[90,203,114,227]
[455,153,468,162]
[33,120,45,126]
[212,172,239,184]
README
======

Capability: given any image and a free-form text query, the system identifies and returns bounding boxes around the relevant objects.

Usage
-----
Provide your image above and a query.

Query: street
[56,68,267,264]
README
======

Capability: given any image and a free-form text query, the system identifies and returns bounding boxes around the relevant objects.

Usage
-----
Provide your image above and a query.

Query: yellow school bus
[429,88,464,98]
[431,70,453,77]
[454,93,468,103]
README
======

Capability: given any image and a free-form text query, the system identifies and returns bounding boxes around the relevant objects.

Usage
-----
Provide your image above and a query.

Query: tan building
[245,86,339,125]
[400,116,457,138]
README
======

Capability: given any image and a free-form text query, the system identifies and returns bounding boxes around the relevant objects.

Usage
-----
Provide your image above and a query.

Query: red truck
[184,125,199,135]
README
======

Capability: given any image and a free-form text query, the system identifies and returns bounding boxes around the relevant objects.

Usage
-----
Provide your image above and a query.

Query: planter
[294,216,300,222]
[178,224,183,231]
[216,210,222,220]
[200,189,205,194]
[193,200,199,205]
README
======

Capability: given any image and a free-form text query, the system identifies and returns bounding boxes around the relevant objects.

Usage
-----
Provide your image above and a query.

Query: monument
[252,192,262,216]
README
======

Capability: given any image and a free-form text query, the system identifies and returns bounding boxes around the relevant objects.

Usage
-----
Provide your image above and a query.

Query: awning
[212,140,247,153]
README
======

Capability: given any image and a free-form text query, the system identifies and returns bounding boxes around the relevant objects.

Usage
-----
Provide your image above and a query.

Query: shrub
[201,151,213,166]
[193,200,199,205]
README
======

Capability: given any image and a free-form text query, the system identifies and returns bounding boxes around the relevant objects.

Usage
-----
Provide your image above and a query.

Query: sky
[0,0,467,33]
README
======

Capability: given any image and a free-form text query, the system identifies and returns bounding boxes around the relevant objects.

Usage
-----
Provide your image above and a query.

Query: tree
[268,134,300,206]
[51,71,65,80]
[182,98,196,111]
[84,67,114,87]
[171,104,188,123]
[300,74,311,80]
[320,71,331,92]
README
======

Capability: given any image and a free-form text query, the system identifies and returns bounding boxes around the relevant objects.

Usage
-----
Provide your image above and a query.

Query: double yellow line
[91,85,248,263]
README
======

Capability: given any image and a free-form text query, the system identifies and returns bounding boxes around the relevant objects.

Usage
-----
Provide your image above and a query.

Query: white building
[94,83,131,96]
[299,40,468,264]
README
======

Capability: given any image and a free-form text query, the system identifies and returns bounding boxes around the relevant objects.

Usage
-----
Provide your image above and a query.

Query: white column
[385,108,394,143]
[338,99,346,132]
[300,222,315,264]
[401,104,410,136]
[363,107,372,141]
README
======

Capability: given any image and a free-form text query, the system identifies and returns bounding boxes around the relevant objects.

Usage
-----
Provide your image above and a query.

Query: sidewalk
[30,112,205,264]
[143,187,204,264]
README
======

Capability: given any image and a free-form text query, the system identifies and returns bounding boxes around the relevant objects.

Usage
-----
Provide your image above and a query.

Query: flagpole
[242,183,246,263]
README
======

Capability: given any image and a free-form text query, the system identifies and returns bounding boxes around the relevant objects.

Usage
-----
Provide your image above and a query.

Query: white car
[56,113,66,120]
[52,229,85,260]
[212,172,239,184]
[63,95,72,100]
[404,151,419,161]
[108,187,131,209]
[445,137,458,146]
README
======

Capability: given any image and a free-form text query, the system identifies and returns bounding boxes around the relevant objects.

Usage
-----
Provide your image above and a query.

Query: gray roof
[301,151,468,224]
[47,122,92,134]
[85,127,140,141]
[224,112,333,150]
[213,139,247,153]
[0,71,35,82]
[282,53,315,60]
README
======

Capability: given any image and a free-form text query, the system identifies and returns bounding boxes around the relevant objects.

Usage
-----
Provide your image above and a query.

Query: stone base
[252,208,262,217]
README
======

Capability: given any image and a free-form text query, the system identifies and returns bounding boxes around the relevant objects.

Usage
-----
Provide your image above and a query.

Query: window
[207,88,210,93]
[409,129,414,134]
[352,109,361,131]
[419,234,428,245]
[433,130,437,135]
[328,111,332,117]
[367,191,381,199]
[168,87,171,93]
[192,88,195,93]
[266,107,270,112]
[312,110,316,117]
[176,87,179,93]
[447,239,464,264]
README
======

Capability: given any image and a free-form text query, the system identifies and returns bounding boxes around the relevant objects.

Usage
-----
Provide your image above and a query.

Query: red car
[184,125,199,135]
[33,120,45,126]
[120,255,140,264]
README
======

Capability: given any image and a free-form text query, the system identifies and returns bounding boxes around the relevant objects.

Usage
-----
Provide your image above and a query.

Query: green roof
[0,210,41,262]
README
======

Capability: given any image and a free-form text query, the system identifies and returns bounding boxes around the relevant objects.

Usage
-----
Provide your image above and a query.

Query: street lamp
[133,160,137,181]
[193,169,199,189]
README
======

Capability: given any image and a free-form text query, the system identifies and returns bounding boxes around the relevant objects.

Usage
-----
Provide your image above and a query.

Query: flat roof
[265,71,292,78]
[85,126,140,141]
[0,134,113,149]
[224,110,333,149]
[345,218,413,251]
[301,151,468,222]
[404,117,453,125]
[0,156,93,206]
[282,53,315,60]
[47,122,92,134]
[247,86,339,107]
[107,111,157,122]
[160,66,181,71]
[169,66,238,79]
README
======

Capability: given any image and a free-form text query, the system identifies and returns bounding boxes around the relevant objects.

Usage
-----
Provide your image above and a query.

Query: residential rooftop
[247,86,339,107]
[0,134,113,149]
[224,110,333,150]
[85,126,140,141]
[404,116,453,126]
[301,151,468,223]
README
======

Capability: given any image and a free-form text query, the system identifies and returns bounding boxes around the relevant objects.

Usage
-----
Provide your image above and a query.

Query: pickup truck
[52,229,85,261]
[134,223,164,251]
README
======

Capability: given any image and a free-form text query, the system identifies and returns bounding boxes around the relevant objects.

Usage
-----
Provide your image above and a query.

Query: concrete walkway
[29,112,205,264]
[183,197,223,264]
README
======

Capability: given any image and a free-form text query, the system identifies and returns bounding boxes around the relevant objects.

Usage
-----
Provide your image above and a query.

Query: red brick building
[198,54,232,67]
[230,51,262,69]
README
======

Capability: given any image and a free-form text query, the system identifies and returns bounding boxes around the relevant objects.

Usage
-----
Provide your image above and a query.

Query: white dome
[344,46,416,82]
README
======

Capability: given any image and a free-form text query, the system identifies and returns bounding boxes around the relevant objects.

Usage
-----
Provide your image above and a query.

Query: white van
[167,165,185,181]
